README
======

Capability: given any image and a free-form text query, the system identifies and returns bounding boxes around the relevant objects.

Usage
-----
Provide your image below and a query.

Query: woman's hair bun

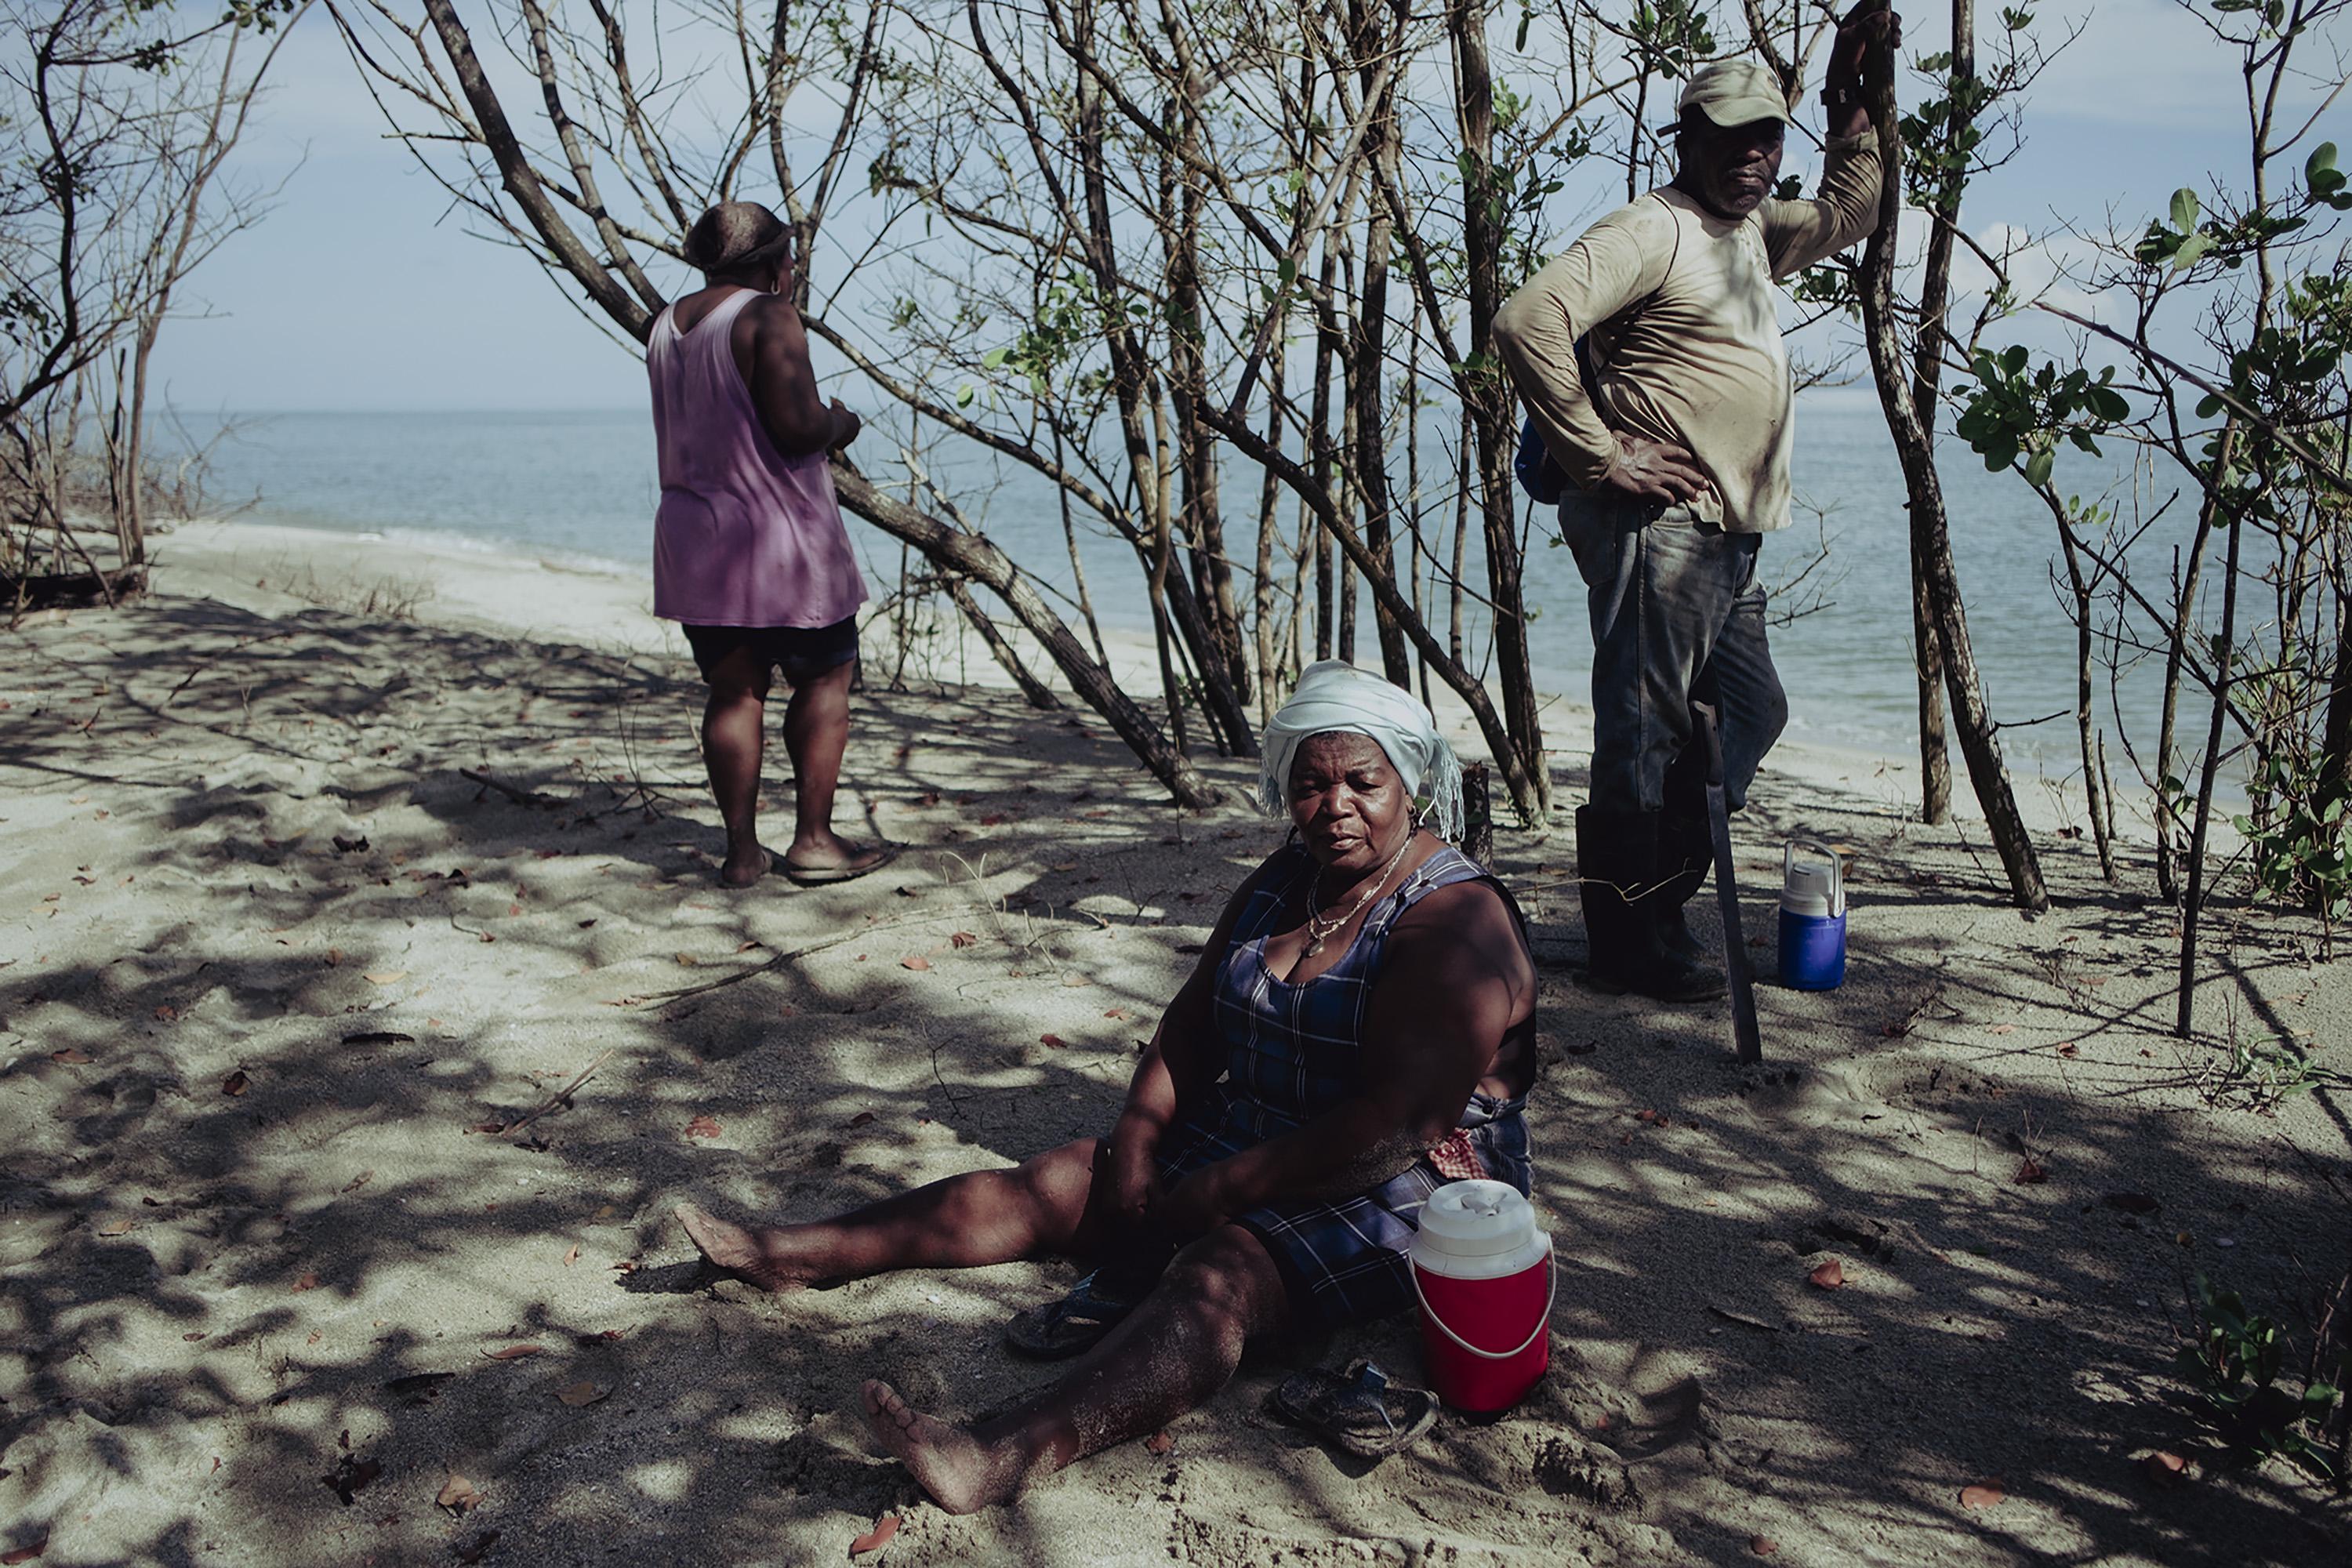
[683,201,792,274]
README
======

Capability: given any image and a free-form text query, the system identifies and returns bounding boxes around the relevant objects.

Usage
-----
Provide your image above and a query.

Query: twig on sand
[495,1048,616,1138]
[163,630,294,706]
[646,913,967,1004]
[460,767,563,808]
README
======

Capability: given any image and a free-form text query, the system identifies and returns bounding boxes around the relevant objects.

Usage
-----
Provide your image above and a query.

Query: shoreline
[152,514,2113,837]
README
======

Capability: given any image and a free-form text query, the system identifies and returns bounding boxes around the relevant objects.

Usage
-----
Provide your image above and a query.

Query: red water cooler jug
[1408,1179,1555,1413]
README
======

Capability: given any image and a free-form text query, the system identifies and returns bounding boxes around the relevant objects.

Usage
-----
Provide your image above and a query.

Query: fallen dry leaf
[684,1114,722,1139]
[321,1454,383,1505]
[1748,1539,1779,1558]
[1104,1007,1129,1021]
[1145,1430,1174,1455]
[900,955,931,971]
[292,1272,320,1294]
[1958,1480,2005,1510]
[1987,1023,2016,1036]
[978,812,1009,826]
[555,1380,608,1407]
[2014,1156,2049,1185]
[2,1531,49,1564]
[2055,1041,2080,1058]
[437,1474,482,1512]
[674,953,699,967]
[484,1345,543,1361]
[849,1515,901,1555]
[949,931,978,949]
[1808,1258,1846,1290]
[2142,1450,2190,1488]
[562,1244,581,1268]
[220,1069,249,1097]
[95,1218,132,1237]
[326,948,343,967]
[362,971,408,986]
[1039,1033,1068,1050]
[49,1048,91,1064]
[848,1111,876,1127]
[153,1004,176,1021]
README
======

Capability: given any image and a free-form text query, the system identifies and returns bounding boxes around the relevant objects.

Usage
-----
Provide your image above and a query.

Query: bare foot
[675,1203,818,1291]
[718,847,773,888]
[859,1379,1016,1515]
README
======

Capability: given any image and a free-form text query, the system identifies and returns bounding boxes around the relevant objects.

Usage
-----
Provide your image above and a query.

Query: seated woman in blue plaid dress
[675,660,1539,1513]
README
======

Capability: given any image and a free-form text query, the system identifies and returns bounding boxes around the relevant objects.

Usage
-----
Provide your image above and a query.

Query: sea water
[175,401,2175,775]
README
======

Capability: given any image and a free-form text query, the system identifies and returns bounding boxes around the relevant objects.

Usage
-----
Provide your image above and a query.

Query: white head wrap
[1257,660,1465,842]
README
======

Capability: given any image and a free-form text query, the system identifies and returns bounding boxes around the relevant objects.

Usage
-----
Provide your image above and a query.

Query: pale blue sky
[146,1,2303,414]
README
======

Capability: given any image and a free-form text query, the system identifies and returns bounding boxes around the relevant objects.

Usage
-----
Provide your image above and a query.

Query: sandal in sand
[1272,1359,1438,1459]
[1004,1269,1149,1359]
[781,843,899,887]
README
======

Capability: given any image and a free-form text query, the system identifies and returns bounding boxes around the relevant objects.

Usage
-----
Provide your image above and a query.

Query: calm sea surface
[181,403,2169,774]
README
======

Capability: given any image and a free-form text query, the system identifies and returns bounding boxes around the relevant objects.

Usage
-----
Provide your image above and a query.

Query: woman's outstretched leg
[677,1138,1105,1292]
[860,1223,1290,1514]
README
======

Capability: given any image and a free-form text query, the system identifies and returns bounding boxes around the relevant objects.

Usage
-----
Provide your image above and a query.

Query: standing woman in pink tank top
[649,202,891,887]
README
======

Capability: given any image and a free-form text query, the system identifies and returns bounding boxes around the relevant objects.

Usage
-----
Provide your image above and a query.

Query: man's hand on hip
[1595,434,1708,506]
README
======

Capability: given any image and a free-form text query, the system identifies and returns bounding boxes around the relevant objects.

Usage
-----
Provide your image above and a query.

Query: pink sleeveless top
[647,289,868,628]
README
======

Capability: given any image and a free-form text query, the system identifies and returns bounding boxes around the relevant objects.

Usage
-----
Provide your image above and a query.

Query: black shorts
[682,617,860,684]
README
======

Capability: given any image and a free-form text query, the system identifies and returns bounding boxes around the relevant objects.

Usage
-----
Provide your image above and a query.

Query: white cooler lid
[1411,1179,1552,1279]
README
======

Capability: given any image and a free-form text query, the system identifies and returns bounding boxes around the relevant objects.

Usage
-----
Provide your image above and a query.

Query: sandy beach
[2,517,2344,1566]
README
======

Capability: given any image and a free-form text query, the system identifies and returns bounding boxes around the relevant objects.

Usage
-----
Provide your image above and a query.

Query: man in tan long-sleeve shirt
[1494,5,1897,1002]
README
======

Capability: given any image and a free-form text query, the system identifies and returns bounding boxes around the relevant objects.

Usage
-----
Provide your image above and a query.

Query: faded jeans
[1555,490,1788,816]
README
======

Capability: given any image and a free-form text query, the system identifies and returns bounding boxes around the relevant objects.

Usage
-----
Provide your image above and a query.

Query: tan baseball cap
[1678,60,1791,128]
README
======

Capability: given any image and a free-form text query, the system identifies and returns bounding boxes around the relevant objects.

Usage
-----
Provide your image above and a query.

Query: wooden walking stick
[1694,701,1762,1064]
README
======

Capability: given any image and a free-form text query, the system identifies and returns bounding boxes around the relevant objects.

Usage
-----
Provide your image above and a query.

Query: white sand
[0,518,2342,1566]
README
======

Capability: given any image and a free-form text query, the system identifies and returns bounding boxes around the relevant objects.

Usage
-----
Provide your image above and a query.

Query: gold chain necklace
[1301,830,1416,958]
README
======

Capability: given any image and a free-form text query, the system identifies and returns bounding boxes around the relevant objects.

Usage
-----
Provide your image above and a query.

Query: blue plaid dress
[1156,841,1534,1329]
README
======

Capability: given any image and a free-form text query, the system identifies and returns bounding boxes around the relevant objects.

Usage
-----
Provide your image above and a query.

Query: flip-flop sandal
[1004,1269,1148,1359]
[1272,1359,1438,1459]
[781,843,899,887]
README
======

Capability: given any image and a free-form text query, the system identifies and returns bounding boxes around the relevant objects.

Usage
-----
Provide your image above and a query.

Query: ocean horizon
[168,400,2173,782]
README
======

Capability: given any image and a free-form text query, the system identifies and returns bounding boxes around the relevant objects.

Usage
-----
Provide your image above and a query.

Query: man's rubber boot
[1656,808,1714,965]
[1575,806,1727,1003]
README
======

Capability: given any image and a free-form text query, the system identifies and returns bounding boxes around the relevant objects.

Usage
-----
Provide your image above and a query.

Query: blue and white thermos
[1777,839,1846,990]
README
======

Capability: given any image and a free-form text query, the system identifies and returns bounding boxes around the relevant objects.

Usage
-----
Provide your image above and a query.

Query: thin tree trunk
[2178,504,2245,1036]
[1348,0,1410,686]
[833,467,1218,807]
[1254,335,1287,724]
[946,577,1061,710]
[1453,0,1551,818]
[1857,42,2047,911]
[1311,240,1340,662]
[1901,0,1977,826]
[1452,405,1471,667]
[2053,502,2117,880]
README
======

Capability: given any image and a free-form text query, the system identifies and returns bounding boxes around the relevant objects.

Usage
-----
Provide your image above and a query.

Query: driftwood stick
[163,630,294,707]
[496,1047,615,1138]
[460,766,562,808]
